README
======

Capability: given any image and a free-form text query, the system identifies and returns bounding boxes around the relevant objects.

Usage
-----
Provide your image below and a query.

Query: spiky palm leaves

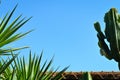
[0,5,68,80]
[94,8,120,70]
[0,51,68,80]
[0,4,32,79]
[0,5,32,54]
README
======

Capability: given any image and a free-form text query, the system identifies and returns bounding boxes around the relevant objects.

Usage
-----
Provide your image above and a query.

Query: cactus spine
[94,8,120,70]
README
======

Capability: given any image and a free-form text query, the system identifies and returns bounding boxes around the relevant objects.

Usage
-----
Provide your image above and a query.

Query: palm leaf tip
[11,51,68,80]
[81,72,93,80]
[0,5,33,51]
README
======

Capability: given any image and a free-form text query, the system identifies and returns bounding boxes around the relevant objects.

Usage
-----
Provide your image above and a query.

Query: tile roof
[60,71,120,80]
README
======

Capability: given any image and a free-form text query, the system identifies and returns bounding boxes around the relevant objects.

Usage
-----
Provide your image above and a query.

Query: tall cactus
[94,8,120,70]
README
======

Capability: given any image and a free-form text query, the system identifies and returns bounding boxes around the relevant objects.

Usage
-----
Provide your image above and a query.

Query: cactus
[94,8,120,70]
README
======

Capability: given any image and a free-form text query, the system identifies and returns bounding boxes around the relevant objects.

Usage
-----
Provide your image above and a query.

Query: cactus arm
[94,22,105,39]
[94,22,112,60]
[100,49,112,60]
[97,34,112,60]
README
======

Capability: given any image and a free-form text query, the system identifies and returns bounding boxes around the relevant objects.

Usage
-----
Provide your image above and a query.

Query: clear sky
[1,0,120,72]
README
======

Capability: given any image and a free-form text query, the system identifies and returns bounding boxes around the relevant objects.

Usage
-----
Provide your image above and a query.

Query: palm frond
[0,4,32,79]
[0,54,18,79]
[0,4,32,54]
[0,46,29,55]
[10,51,68,80]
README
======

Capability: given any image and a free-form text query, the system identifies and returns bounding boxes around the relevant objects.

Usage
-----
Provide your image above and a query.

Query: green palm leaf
[0,4,68,80]
[81,72,93,80]
[0,46,29,55]
[0,4,32,79]
[0,54,18,79]
[0,4,32,55]
[9,51,68,80]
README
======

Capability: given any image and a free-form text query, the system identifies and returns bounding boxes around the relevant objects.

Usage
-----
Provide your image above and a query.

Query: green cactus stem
[94,8,120,70]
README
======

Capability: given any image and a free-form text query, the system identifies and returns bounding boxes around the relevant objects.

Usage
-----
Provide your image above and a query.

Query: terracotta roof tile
[59,71,120,80]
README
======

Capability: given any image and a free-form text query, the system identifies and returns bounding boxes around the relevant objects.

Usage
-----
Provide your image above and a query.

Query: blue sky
[1,0,120,71]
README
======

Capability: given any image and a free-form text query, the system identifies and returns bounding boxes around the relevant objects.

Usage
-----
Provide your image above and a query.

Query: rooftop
[60,71,120,80]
